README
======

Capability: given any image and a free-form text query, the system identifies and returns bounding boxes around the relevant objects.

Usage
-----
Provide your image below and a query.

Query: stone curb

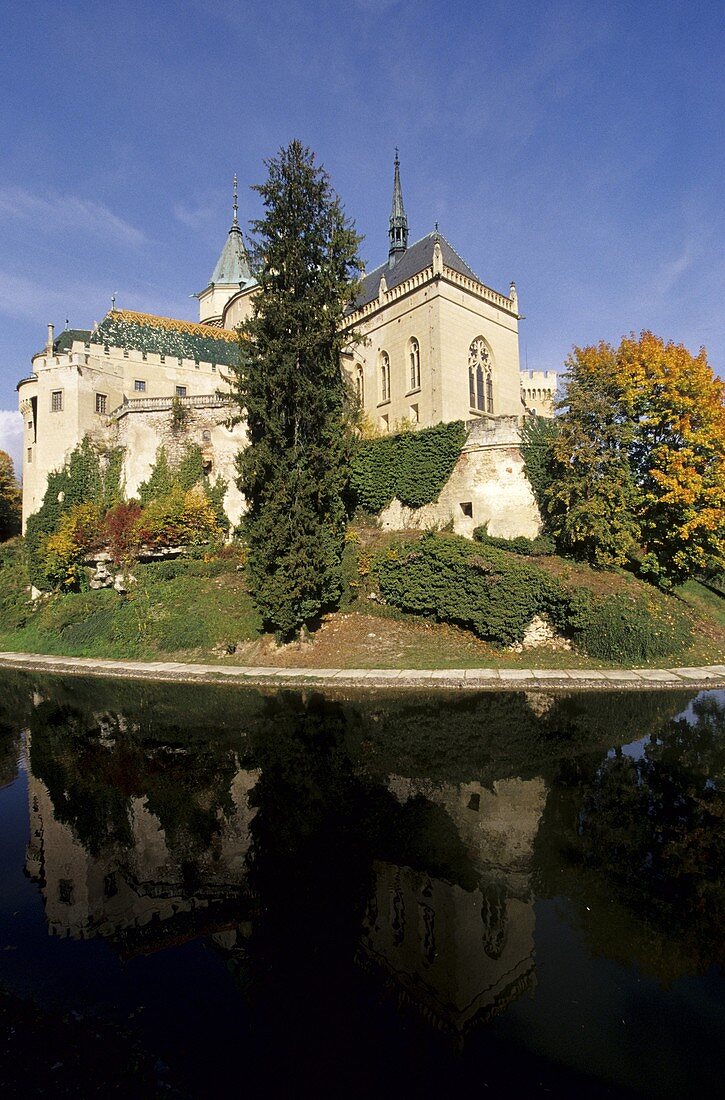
[0,652,723,692]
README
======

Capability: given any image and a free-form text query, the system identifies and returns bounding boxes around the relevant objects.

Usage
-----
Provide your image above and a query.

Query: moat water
[0,673,722,1098]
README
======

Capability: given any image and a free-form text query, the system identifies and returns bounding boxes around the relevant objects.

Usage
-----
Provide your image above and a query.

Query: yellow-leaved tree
[544,333,725,586]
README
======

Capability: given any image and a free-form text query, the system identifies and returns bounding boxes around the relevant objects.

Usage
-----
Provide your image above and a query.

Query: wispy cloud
[0,186,145,246]
[0,269,187,329]
[173,199,218,230]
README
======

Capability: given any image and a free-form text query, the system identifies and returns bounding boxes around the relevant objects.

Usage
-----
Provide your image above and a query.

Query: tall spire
[388,148,408,267]
[206,173,253,287]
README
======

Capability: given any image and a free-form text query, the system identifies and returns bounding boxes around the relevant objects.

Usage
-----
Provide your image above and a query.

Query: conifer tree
[231,141,362,637]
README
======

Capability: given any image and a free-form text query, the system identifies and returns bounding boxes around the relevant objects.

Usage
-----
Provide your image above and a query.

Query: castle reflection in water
[11,677,721,1051]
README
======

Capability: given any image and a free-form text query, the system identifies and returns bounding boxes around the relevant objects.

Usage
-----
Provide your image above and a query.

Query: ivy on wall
[349,421,467,512]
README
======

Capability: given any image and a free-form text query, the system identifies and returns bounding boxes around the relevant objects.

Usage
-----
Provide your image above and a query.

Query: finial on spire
[232,173,239,227]
[389,148,408,267]
[111,292,116,311]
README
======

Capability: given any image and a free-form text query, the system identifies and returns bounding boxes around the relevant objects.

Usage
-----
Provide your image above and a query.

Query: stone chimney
[46,323,54,356]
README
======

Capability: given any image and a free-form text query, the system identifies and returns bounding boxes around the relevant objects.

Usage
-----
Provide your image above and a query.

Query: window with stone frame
[355,366,364,405]
[134,379,146,392]
[95,393,107,415]
[175,385,187,398]
[409,337,421,391]
[51,389,63,413]
[379,352,390,403]
[468,337,493,413]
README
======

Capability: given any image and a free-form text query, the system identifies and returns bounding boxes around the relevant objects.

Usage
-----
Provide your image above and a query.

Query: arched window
[379,351,390,403]
[409,338,420,391]
[355,366,364,405]
[468,337,493,413]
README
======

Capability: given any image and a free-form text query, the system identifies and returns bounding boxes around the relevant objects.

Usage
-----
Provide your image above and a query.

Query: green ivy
[349,421,467,512]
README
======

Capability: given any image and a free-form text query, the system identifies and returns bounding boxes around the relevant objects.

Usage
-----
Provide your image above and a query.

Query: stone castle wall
[378,416,541,539]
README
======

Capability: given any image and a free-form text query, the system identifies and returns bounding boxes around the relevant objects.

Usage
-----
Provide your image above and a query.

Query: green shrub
[374,532,694,658]
[473,528,556,556]
[349,421,467,512]
[135,486,221,549]
[373,533,567,646]
[566,589,692,661]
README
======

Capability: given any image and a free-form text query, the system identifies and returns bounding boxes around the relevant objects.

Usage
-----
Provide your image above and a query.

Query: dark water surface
[0,673,722,1098]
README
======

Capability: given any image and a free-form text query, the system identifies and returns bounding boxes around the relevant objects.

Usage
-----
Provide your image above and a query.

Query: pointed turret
[197,175,256,325]
[208,174,253,286]
[388,149,408,267]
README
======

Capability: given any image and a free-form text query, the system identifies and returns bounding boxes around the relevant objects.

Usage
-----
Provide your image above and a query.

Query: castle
[17,158,554,536]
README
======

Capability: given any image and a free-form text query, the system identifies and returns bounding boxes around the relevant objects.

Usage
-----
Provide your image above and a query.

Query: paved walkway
[0,651,723,691]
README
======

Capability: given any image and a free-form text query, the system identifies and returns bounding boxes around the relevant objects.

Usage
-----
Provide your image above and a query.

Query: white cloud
[173,199,218,230]
[0,410,23,479]
[0,186,145,247]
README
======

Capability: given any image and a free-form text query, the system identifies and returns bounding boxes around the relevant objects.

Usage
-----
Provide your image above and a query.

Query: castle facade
[17,159,553,536]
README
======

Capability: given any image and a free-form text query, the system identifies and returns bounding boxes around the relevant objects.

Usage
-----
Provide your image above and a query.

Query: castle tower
[388,150,408,267]
[196,175,255,325]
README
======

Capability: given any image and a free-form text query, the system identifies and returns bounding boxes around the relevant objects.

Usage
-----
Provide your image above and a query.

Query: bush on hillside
[135,485,220,549]
[373,533,567,646]
[564,588,692,661]
[372,532,693,658]
[473,528,556,556]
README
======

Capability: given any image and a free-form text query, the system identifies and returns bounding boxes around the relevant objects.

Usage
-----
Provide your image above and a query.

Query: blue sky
[1,0,723,467]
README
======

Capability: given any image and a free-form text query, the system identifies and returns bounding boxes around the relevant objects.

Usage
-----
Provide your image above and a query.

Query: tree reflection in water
[1,672,722,1094]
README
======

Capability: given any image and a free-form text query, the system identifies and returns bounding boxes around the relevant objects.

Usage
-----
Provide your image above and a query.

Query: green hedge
[349,421,467,512]
[565,589,693,661]
[372,533,693,658]
[373,534,567,646]
[473,528,556,556]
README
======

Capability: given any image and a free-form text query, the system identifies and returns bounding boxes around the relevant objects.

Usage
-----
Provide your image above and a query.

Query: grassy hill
[0,530,722,669]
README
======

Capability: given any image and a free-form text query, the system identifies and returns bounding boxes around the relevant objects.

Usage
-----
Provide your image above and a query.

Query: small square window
[51,390,63,412]
[202,430,211,443]
[194,360,200,370]
[212,363,216,372]
[160,354,165,363]
[27,447,32,463]
[95,393,107,415]
[460,501,473,518]
[134,379,146,392]
[175,386,187,398]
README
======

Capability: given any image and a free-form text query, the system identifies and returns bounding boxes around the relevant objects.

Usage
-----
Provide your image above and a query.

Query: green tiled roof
[92,310,240,368]
[53,329,91,352]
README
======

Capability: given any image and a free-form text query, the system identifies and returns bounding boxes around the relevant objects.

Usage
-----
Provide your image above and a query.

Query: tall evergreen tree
[231,141,362,637]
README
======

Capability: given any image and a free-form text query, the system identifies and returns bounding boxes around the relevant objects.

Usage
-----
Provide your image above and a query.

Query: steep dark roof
[53,328,91,352]
[92,310,240,368]
[351,232,479,311]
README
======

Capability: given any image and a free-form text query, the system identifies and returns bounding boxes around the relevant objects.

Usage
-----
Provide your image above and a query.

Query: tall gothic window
[409,337,420,390]
[380,352,390,403]
[468,337,493,413]
[356,366,364,405]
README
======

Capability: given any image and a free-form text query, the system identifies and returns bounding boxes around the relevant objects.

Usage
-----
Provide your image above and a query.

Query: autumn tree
[0,450,22,541]
[231,141,362,638]
[545,333,725,586]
